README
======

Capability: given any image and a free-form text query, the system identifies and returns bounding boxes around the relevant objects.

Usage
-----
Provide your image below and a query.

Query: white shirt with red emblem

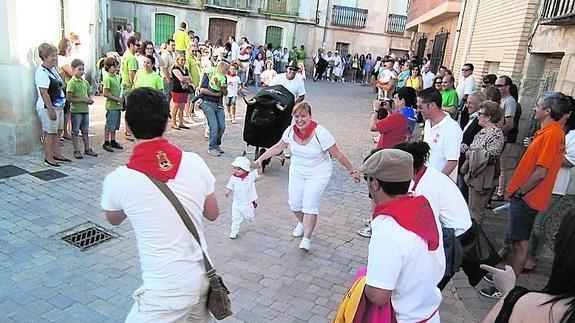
[423,113,462,181]
[101,152,215,301]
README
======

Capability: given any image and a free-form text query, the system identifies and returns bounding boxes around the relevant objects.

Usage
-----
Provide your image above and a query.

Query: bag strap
[494,286,530,323]
[146,176,217,278]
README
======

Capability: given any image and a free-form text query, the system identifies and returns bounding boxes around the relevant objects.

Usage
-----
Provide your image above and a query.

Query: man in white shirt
[422,63,435,89]
[418,87,463,181]
[456,63,477,106]
[360,149,444,322]
[101,88,220,322]
[228,35,240,61]
[160,38,176,102]
[270,60,306,103]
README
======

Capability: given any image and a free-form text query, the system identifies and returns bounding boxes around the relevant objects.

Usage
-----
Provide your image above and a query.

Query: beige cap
[359,149,414,182]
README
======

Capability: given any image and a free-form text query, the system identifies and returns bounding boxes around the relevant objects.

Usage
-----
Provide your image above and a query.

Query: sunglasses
[74,43,81,46]
[135,43,141,47]
[461,68,470,71]
[495,84,506,87]
[191,50,199,53]
[435,82,442,85]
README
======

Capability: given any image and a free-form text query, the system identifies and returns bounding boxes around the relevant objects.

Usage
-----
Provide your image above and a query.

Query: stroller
[242,85,295,172]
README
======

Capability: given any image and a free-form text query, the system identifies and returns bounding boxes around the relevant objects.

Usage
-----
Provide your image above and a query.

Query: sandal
[178,124,190,129]
[171,125,180,130]
[54,156,72,162]
[73,151,83,159]
[524,258,537,272]
[491,194,505,202]
[84,148,98,157]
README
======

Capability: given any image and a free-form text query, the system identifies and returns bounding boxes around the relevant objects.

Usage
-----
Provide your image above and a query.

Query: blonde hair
[292,102,312,116]
[216,60,230,73]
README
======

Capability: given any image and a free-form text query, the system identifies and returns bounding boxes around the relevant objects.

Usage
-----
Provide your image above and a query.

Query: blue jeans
[202,99,225,150]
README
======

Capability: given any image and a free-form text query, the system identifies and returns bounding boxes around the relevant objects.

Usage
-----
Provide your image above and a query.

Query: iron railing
[259,0,298,16]
[331,5,368,29]
[540,0,575,24]
[205,0,252,11]
[387,14,407,34]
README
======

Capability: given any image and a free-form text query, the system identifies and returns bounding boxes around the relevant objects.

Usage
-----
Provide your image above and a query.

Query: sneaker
[102,143,113,152]
[231,117,237,124]
[204,132,209,139]
[110,141,123,149]
[292,222,304,237]
[479,286,502,299]
[358,226,372,238]
[208,148,221,157]
[299,237,311,251]
[483,273,493,283]
[73,151,83,159]
[229,231,238,239]
[84,148,98,157]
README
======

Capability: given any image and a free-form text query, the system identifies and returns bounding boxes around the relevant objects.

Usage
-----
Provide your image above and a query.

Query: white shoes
[299,238,311,251]
[292,222,304,237]
[229,231,238,239]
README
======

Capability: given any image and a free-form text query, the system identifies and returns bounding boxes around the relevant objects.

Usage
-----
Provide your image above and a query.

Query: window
[265,26,283,48]
[336,42,350,56]
[154,13,175,46]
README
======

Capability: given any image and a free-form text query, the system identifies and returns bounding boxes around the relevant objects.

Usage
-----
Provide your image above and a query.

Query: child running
[225,156,260,239]
[226,65,243,124]
[102,57,124,152]
[66,58,97,159]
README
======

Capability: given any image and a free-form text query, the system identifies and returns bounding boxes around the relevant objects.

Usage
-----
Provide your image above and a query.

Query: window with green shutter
[155,13,175,46]
[265,26,283,48]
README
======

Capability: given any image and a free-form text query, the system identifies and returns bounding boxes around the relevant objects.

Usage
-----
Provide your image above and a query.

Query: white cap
[231,156,251,172]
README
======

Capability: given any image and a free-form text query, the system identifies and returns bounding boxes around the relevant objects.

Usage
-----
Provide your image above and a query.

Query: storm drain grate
[0,165,28,179]
[30,169,68,181]
[62,226,114,251]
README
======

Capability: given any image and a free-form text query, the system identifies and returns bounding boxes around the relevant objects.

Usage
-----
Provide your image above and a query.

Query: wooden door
[208,18,236,46]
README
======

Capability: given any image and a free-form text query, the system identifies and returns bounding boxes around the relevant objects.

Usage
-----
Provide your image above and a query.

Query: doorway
[208,18,236,45]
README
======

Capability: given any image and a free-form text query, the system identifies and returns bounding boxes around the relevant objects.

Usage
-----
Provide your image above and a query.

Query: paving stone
[46,293,76,310]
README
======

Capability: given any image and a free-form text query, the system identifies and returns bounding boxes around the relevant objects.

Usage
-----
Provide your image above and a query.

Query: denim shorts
[105,109,121,131]
[506,195,539,242]
[226,96,237,106]
[71,112,89,135]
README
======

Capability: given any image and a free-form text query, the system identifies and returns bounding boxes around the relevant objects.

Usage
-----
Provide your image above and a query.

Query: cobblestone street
[0,81,553,322]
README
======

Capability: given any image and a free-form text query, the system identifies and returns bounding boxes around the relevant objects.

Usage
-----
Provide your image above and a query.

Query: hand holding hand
[254,159,263,174]
[479,264,516,296]
[351,171,360,183]
[460,143,469,153]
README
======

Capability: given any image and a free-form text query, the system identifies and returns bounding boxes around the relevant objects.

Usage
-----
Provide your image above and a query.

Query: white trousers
[288,171,331,215]
[230,203,255,234]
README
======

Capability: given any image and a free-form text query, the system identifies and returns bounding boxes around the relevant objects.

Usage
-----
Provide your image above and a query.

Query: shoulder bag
[147,176,233,320]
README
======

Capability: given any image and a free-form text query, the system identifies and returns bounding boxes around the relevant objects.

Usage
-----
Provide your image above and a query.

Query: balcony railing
[540,0,575,25]
[331,5,368,29]
[205,0,252,12]
[387,14,407,34]
[258,0,298,16]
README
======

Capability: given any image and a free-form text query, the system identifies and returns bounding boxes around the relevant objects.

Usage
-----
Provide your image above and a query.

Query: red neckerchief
[127,139,182,183]
[373,195,439,250]
[293,120,318,141]
[412,166,427,191]
[232,172,249,180]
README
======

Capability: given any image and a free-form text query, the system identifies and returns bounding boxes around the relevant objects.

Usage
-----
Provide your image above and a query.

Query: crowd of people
[33,24,575,322]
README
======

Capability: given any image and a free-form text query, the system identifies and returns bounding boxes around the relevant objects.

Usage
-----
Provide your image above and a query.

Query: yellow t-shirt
[134,70,164,91]
[173,29,190,51]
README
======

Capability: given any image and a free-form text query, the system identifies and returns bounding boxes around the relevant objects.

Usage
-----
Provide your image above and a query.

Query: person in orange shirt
[480,92,573,299]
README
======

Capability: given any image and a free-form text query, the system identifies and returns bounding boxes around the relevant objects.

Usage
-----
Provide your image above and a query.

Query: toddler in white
[225,156,260,239]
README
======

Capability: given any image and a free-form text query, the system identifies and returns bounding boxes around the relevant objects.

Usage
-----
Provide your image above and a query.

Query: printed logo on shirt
[433,133,441,144]
[156,151,173,171]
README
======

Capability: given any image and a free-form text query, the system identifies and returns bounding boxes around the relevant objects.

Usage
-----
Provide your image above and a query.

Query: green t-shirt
[134,69,164,91]
[208,71,226,93]
[66,76,90,113]
[296,49,306,60]
[121,51,138,90]
[441,88,459,119]
[103,73,122,110]
[185,54,202,88]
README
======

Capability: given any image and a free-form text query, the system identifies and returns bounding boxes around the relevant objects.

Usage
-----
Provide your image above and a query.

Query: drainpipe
[321,0,332,49]
[459,0,480,69]
[449,0,467,71]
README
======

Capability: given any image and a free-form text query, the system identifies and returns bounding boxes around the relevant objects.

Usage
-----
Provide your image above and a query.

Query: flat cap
[360,149,414,182]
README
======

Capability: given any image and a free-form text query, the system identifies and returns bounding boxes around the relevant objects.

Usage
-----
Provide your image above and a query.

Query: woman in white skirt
[255,102,360,251]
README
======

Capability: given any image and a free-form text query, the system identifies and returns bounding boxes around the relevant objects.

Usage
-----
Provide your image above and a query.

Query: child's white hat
[231,156,251,172]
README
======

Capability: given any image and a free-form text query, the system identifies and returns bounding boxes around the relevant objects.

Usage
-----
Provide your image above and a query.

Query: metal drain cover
[0,165,28,179]
[62,225,114,251]
[30,169,68,181]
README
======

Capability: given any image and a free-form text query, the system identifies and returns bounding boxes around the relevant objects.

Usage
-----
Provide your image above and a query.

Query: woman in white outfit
[255,102,360,251]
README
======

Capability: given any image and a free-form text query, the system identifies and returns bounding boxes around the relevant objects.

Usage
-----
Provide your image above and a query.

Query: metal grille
[416,36,427,60]
[29,169,67,181]
[62,226,113,251]
[430,32,449,74]
[265,26,283,48]
[154,13,175,46]
[0,165,28,179]
[336,42,350,57]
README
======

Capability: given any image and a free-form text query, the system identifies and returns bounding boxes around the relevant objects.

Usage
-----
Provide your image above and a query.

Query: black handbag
[459,219,501,286]
[147,176,233,320]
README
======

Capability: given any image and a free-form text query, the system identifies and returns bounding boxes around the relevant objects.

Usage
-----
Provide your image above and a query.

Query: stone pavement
[0,81,552,322]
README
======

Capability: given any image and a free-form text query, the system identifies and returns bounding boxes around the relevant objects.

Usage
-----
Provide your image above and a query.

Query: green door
[265,26,283,48]
[155,14,175,46]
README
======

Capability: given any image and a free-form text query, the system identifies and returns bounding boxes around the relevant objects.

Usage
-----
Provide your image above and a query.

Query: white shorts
[37,108,64,134]
[125,281,211,323]
[288,171,331,215]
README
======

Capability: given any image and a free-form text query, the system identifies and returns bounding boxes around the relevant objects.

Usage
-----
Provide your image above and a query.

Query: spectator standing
[114,25,125,55]
[252,52,265,90]
[160,39,176,102]
[200,61,229,157]
[270,60,306,103]
[122,24,135,51]
[441,75,459,120]
[359,149,444,322]
[480,92,571,299]
[170,53,191,130]
[370,86,415,149]
[57,38,74,141]
[229,36,240,61]
[101,57,124,153]
[133,55,163,91]
[66,59,96,159]
[421,63,435,89]
[397,61,411,88]
[260,61,277,87]
[101,87,220,322]
[418,88,463,181]
[405,65,423,91]
[226,65,242,124]
[456,63,477,106]
[173,22,190,55]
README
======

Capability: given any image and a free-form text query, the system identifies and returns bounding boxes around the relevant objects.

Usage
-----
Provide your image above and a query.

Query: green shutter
[265,26,283,49]
[155,14,175,46]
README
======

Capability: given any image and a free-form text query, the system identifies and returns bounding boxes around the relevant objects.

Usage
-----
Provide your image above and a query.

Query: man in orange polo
[480,92,572,299]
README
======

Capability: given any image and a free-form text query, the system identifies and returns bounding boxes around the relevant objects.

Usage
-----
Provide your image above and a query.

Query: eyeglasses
[435,82,442,85]
[74,43,81,46]
[146,46,154,50]
[495,84,506,87]
[442,81,449,84]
